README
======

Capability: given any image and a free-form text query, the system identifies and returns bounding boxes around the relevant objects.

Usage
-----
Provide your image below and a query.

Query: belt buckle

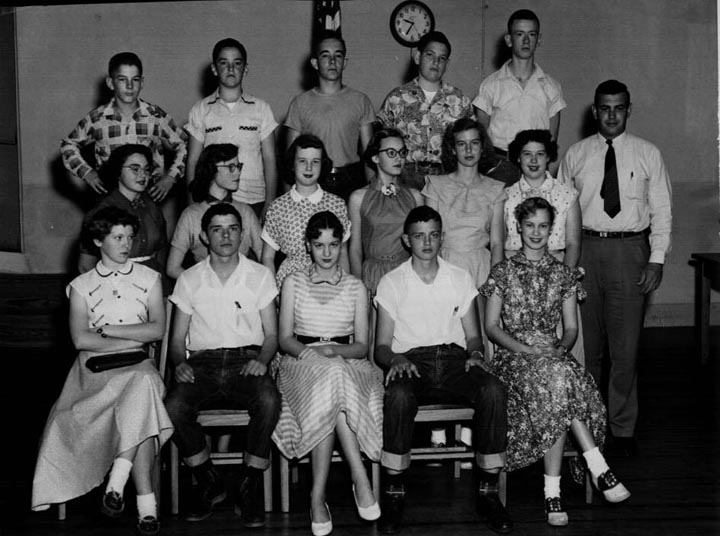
[599,231,608,238]
[319,337,332,343]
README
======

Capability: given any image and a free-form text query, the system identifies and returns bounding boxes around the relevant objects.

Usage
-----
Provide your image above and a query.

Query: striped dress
[272,268,384,460]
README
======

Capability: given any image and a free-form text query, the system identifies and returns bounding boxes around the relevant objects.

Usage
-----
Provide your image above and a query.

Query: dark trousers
[164,347,280,470]
[580,233,649,437]
[381,344,507,471]
[320,162,366,202]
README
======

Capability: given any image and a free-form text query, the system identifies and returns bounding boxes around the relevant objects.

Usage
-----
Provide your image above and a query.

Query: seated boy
[166,143,263,279]
[164,203,280,527]
[374,206,513,534]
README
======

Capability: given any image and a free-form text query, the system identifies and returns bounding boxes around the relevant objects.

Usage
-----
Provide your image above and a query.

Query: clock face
[390,1,435,47]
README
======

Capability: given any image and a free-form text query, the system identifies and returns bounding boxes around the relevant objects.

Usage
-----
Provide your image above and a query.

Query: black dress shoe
[184,477,227,522]
[378,484,406,534]
[101,490,124,518]
[612,436,638,458]
[477,485,514,534]
[234,473,265,528]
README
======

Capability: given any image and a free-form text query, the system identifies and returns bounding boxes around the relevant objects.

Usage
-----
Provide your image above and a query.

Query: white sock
[136,492,157,519]
[583,447,610,478]
[543,474,562,499]
[106,458,133,496]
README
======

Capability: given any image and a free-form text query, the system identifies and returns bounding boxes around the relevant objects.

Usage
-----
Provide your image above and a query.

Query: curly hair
[513,196,556,228]
[508,129,558,165]
[98,144,153,192]
[81,206,139,252]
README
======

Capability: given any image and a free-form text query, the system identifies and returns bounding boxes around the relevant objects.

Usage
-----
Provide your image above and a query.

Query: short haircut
[108,52,143,77]
[508,129,558,165]
[99,144,153,191]
[364,128,405,171]
[82,206,139,251]
[594,79,631,106]
[212,38,247,64]
[305,210,344,242]
[403,205,442,235]
[191,143,239,202]
[507,9,540,33]
[285,134,333,185]
[417,30,451,57]
[441,117,491,172]
[201,203,242,234]
[312,30,346,57]
[514,196,556,228]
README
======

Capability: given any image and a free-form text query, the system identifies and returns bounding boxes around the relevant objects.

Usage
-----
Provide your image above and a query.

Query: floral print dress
[480,252,606,471]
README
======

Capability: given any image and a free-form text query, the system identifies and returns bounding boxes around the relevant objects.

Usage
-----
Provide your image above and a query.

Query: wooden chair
[497,446,594,506]
[158,300,273,515]
[411,405,476,478]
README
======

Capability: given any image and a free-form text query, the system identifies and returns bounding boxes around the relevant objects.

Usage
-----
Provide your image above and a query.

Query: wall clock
[389,1,435,48]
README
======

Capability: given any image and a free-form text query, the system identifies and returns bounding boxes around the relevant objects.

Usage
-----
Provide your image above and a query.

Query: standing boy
[285,30,375,201]
[164,203,280,526]
[557,80,672,456]
[473,10,566,184]
[61,52,187,202]
[374,206,512,534]
[185,39,278,219]
[377,32,473,190]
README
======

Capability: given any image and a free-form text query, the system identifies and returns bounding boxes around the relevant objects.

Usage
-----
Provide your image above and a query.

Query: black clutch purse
[85,350,148,373]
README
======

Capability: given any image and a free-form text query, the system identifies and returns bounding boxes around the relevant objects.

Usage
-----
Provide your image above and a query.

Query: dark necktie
[601,139,620,218]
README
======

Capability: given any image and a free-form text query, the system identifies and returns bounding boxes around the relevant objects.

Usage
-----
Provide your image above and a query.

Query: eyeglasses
[122,164,153,176]
[378,148,408,159]
[216,163,243,173]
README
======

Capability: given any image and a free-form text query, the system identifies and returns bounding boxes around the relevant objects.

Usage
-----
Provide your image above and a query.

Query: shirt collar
[206,192,233,204]
[308,264,343,285]
[200,254,249,286]
[596,131,627,146]
[208,89,256,107]
[290,185,324,204]
[103,98,149,120]
[499,60,546,82]
[95,260,134,277]
[510,250,553,268]
[519,172,555,194]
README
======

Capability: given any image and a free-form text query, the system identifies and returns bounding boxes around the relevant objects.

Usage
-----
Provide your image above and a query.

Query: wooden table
[691,252,720,365]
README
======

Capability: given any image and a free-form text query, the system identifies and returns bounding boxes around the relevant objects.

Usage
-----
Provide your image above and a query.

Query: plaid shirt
[60,98,187,182]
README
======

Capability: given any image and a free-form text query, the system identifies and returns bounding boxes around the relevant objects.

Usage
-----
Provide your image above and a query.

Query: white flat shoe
[311,503,332,536]
[353,484,380,521]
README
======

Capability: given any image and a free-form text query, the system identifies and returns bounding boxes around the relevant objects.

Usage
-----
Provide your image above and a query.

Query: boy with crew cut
[61,52,187,202]
[164,203,280,526]
[377,31,473,190]
[473,9,566,185]
[185,39,278,219]
[284,30,375,201]
[374,206,513,534]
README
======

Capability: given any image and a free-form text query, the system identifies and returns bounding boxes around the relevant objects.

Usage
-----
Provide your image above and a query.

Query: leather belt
[295,334,351,344]
[583,229,649,239]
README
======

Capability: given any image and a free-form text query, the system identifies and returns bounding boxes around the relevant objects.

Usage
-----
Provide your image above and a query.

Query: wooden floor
[2,326,719,536]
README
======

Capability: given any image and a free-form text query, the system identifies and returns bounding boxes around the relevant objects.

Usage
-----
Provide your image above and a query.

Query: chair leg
[170,443,180,515]
[263,460,273,512]
[585,471,593,504]
[453,423,462,478]
[371,461,380,500]
[58,502,66,521]
[498,471,507,506]
[153,450,162,511]
[280,455,290,513]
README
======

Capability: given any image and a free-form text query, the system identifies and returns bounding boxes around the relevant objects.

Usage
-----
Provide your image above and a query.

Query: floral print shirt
[377,78,472,164]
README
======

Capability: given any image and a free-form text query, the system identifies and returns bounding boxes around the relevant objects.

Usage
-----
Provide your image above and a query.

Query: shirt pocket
[626,172,649,201]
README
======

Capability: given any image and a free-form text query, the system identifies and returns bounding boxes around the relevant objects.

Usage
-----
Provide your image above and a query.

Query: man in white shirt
[374,206,511,534]
[557,80,672,457]
[164,203,280,526]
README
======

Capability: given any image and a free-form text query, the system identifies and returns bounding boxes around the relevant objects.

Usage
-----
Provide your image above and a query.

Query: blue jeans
[381,344,507,471]
[164,347,280,470]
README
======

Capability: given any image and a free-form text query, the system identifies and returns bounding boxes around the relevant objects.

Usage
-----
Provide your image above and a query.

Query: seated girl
[262,134,351,287]
[272,211,382,536]
[32,206,173,536]
[481,197,630,527]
